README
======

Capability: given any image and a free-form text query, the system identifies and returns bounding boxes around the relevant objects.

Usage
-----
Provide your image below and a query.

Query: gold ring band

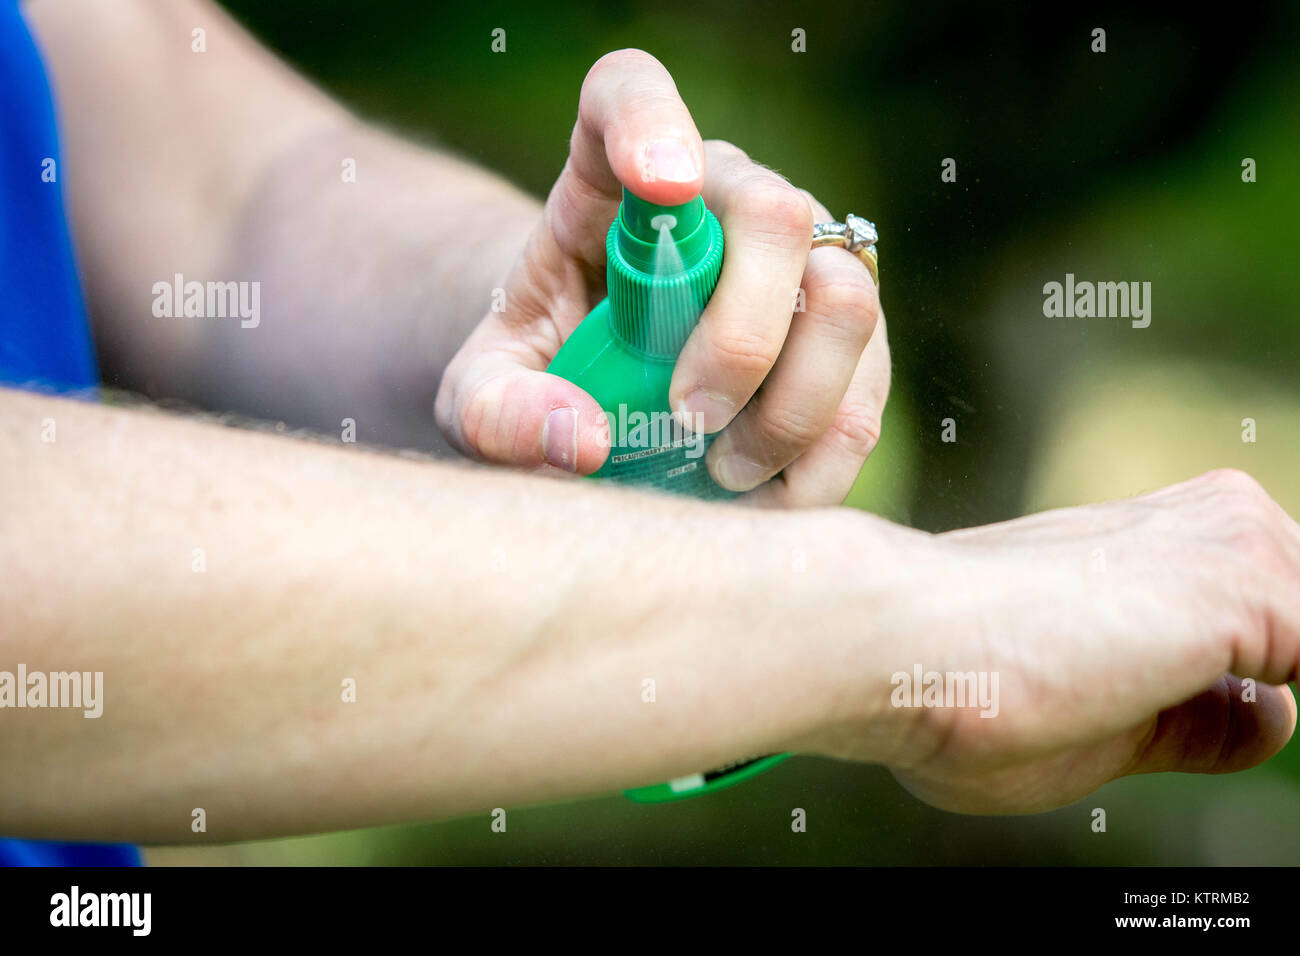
[812,215,879,287]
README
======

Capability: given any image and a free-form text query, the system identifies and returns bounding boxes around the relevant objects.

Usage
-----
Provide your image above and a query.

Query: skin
[0,388,917,841]
[434,51,890,504]
[869,472,1300,813]
[2,393,1296,841]
[30,0,886,499]
[3,0,1294,842]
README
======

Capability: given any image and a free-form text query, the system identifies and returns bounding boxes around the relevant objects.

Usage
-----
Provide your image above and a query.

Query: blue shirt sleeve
[0,0,99,393]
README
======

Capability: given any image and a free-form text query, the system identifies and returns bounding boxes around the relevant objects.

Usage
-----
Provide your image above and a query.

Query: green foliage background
[156,0,1300,864]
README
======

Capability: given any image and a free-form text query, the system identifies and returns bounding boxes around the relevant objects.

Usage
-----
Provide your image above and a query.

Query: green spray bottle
[546,186,792,802]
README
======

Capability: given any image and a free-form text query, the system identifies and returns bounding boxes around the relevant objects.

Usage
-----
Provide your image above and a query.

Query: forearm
[0,388,922,842]
[205,123,540,452]
[29,0,539,448]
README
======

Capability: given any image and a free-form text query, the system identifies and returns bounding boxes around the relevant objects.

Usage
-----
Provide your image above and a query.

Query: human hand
[813,469,1300,813]
[435,49,888,506]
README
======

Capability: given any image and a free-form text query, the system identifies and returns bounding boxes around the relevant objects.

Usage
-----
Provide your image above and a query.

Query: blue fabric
[0,0,97,391]
[0,0,138,867]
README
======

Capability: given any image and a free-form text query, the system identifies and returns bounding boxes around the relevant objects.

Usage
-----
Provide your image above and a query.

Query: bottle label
[596,409,735,500]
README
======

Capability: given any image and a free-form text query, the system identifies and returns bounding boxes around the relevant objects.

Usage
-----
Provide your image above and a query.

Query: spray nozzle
[619,187,704,244]
[605,185,725,356]
[615,186,716,276]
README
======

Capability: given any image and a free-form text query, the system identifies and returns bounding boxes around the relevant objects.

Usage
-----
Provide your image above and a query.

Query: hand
[435,49,888,506]
[816,470,1300,813]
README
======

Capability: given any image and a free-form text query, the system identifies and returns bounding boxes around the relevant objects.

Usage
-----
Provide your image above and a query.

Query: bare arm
[4,388,1297,840]
[27,0,539,450]
[29,3,894,506]
[0,387,919,842]
[10,3,1300,842]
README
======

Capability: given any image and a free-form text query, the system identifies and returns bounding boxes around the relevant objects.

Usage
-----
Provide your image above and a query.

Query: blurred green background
[152,0,1299,864]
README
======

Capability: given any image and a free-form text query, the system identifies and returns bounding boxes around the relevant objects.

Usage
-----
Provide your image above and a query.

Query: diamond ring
[811,214,879,287]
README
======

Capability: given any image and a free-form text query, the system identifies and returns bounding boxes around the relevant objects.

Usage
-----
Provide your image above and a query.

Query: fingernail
[675,388,736,434]
[542,406,578,472]
[645,139,700,184]
[714,452,769,492]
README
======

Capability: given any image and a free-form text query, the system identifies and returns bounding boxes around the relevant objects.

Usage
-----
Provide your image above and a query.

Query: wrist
[738,506,942,767]
[769,509,946,770]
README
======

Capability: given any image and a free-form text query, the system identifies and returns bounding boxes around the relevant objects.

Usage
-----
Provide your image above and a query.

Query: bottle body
[546,298,735,501]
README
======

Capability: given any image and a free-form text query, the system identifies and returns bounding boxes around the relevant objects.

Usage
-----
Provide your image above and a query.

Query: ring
[812,214,879,286]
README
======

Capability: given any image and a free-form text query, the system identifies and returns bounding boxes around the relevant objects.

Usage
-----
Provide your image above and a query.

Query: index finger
[551,49,705,264]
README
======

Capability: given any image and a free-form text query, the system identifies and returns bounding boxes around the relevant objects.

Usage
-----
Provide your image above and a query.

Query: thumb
[436,344,611,475]
[1122,675,1297,777]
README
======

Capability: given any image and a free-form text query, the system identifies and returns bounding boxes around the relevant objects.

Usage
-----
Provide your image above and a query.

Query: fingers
[1122,676,1297,777]
[438,46,703,473]
[668,141,816,437]
[706,245,882,494]
[731,191,890,506]
[681,156,884,500]
[744,313,890,506]
[434,321,610,475]
[458,51,893,490]
[549,49,705,265]
[1180,469,1300,686]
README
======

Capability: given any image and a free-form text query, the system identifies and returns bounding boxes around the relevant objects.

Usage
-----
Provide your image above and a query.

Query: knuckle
[798,188,830,222]
[704,139,749,165]
[735,176,814,241]
[1233,496,1275,532]
[706,324,781,381]
[752,402,822,457]
[621,86,687,117]
[827,400,882,459]
[457,375,512,458]
[1202,487,1287,572]
[811,274,880,343]
[1202,470,1275,530]
[1202,467,1267,497]
[1229,526,1286,584]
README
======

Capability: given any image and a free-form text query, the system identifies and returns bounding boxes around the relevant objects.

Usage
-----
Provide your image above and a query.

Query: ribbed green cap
[607,187,724,357]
